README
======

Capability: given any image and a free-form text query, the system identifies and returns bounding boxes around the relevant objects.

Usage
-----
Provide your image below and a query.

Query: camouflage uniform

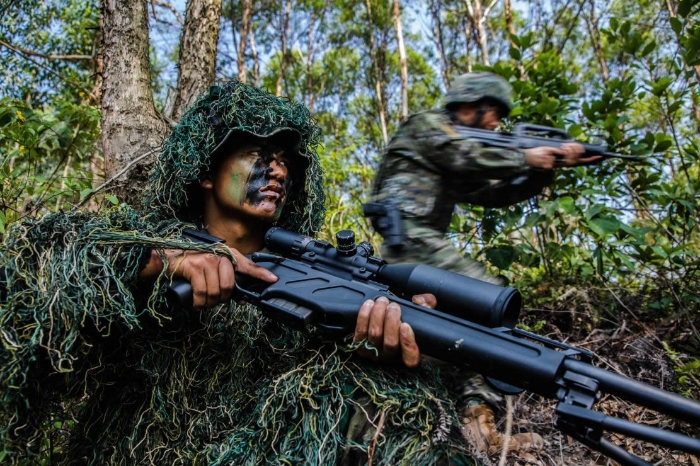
[370,73,554,410]
[372,108,553,283]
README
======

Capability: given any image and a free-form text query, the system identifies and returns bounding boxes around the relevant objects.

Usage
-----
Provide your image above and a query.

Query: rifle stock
[167,228,699,465]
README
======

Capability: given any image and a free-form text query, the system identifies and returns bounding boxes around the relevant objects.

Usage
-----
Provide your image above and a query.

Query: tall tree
[462,0,498,66]
[363,0,389,145]
[393,0,409,120]
[275,0,293,96]
[100,0,224,205]
[168,0,223,122]
[100,0,166,205]
[236,0,252,82]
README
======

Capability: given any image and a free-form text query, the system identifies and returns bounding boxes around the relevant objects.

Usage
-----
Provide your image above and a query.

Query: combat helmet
[442,72,512,118]
[144,80,326,236]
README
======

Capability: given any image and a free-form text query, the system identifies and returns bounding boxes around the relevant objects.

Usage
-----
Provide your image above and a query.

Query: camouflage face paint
[206,142,295,223]
[227,170,247,206]
[244,148,293,216]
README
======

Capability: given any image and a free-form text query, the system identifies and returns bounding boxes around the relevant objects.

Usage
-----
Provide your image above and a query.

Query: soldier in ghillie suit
[367,72,600,454]
[1,81,480,465]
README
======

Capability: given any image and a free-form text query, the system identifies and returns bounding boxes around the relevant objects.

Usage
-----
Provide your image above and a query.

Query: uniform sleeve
[399,112,531,180]
[462,169,555,208]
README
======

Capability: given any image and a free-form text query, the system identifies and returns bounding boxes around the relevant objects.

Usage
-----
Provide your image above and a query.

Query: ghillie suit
[0,81,477,465]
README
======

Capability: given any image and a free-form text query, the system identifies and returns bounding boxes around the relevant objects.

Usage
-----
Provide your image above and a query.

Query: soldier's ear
[200,173,213,189]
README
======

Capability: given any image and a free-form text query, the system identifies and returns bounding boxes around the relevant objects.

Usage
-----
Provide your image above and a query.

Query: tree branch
[0,39,93,61]
[152,0,184,25]
[74,148,159,209]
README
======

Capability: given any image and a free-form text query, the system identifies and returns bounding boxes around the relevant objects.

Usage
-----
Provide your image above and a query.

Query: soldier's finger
[218,256,235,303]
[368,297,389,349]
[400,323,421,368]
[578,155,603,165]
[412,293,437,309]
[204,258,221,307]
[233,251,277,282]
[382,302,402,360]
[562,142,585,156]
[190,272,208,308]
[354,299,374,343]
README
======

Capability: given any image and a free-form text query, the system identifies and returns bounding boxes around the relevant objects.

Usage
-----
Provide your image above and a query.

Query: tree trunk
[364,0,389,145]
[276,0,293,97]
[556,0,585,56]
[392,0,409,121]
[428,0,451,88]
[463,0,493,67]
[237,0,251,83]
[463,17,473,73]
[249,27,260,87]
[306,10,316,111]
[169,0,223,122]
[693,91,700,134]
[585,0,609,82]
[504,0,516,46]
[101,0,167,207]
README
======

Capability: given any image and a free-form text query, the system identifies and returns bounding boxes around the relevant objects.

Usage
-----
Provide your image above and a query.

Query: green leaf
[613,249,635,270]
[650,76,674,96]
[106,195,119,205]
[592,247,604,275]
[558,196,575,214]
[585,204,603,220]
[79,188,94,200]
[670,17,684,35]
[610,17,619,31]
[652,246,668,259]
[678,0,694,18]
[641,40,657,57]
[485,245,516,270]
[588,216,620,237]
[654,140,672,152]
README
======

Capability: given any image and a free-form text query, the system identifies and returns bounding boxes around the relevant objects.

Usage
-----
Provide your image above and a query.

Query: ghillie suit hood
[145,79,326,236]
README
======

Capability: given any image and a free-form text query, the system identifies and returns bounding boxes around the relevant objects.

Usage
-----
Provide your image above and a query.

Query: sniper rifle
[168,228,699,466]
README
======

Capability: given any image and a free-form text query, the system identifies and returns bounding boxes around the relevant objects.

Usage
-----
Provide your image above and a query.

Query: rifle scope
[265,227,521,328]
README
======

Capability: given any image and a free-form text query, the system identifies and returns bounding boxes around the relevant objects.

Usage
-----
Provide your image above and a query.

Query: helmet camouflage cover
[442,72,512,116]
[144,80,326,236]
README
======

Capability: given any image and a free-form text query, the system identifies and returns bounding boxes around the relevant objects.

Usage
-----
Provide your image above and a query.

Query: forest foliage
[1,0,700,388]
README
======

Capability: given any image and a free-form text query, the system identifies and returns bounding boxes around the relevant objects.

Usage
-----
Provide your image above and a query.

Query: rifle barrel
[565,358,700,425]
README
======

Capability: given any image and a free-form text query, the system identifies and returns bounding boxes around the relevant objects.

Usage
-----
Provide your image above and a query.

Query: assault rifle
[169,228,700,466]
[456,123,643,162]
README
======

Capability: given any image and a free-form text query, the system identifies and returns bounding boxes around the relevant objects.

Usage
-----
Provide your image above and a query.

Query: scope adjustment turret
[335,230,357,256]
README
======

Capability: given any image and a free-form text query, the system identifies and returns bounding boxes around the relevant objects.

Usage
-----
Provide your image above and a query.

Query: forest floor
[477,303,700,466]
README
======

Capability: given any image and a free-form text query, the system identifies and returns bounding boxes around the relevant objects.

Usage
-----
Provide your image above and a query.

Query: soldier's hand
[353,296,428,368]
[524,142,601,170]
[141,247,277,308]
[524,143,601,169]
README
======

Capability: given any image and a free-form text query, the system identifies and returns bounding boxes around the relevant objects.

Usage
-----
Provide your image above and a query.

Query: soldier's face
[202,142,293,223]
[454,104,502,130]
